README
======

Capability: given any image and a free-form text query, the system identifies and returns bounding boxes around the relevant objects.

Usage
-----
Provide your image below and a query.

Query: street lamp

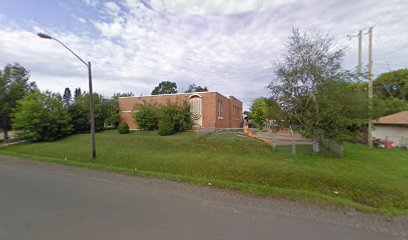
[37,33,96,159]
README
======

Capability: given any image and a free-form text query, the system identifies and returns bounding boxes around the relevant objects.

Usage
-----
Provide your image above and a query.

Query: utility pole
[367,26,374,147]
[357,30,363,75]
[88,61,96,159]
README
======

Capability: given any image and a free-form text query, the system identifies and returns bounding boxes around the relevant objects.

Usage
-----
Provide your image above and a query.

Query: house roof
[374,111,408,125]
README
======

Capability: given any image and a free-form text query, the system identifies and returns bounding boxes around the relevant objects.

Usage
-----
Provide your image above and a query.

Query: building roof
[118,91,242,103]
[374,111,408,125]
[118,91,216,99]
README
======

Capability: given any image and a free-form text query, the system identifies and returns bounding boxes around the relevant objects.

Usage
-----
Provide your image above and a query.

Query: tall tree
[267,29,366,140]
[62,87,72,108]
[184,84,208,93]
[0,63,37,143]
[151,81,178,95]
[68,92,106,133]
[250,97,282,128]
[74,87,82,101]
[374,68,408,100]
[250,98,268,128]
[351,69,408,117]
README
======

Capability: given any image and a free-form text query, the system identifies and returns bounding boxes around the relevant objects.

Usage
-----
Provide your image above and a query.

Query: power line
[376,41,408,58]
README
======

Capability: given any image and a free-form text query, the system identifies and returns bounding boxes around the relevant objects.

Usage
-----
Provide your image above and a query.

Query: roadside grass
[0,130,407,216]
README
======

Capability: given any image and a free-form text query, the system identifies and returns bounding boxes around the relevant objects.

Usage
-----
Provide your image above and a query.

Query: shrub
[117,122,130,134]
[158,115,175,136]
[160,101,193,134]
[133,101,159,130]
[12,91,73,141]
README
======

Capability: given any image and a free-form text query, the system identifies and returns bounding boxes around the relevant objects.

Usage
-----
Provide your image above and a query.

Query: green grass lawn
[1,130,407,216]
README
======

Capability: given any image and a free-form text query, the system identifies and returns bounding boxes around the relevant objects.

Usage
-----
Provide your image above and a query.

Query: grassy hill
[1,130,407,215]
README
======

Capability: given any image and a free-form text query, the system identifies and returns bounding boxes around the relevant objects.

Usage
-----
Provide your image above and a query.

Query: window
[218,100,223,119]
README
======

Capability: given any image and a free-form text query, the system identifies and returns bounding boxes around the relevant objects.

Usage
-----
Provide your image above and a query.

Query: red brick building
[119,92,243,130]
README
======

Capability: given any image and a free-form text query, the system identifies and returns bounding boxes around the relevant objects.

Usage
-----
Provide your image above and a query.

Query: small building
[119,92,243,130]
[373,111,408,147]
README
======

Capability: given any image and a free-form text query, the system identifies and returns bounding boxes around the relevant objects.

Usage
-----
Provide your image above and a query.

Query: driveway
[0,156,406,240]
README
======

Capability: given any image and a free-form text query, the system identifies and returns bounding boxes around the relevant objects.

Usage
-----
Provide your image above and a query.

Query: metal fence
[254,129,344,157]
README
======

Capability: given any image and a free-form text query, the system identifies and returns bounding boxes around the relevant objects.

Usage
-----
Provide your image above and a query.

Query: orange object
[242,126,270,143]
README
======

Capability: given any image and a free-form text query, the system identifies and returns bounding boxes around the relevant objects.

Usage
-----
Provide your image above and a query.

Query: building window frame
[218,99,223,119]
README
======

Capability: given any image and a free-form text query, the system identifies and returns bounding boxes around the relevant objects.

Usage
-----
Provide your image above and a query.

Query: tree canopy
[184,84,208,93]
[267,29,367,140]
[62,87,72,108]
[12,91,72,141]
[0,63,37,142]
[151,81,178,95]
[374,68,408,101]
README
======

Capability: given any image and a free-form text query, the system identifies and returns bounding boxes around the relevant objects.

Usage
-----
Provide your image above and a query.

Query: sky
[0,0,407,109]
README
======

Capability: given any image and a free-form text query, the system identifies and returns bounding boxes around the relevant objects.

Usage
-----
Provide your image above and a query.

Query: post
[88,61,96,159]
[367,27,374,147]
[292,140,296,155]
[358,30,363,75]
[271,135,276,150]
[37,33,97,158]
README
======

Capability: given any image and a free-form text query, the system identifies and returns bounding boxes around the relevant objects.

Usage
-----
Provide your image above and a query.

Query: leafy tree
[250,98,268,128]
[250,97,282,125]
[350,69,408,117]
[374,68,408,101]
[267,29,366,140]
[68,92,106,133]
[74,88,82,101]
[12,91,72,141]
[102,93,135,129]
[104,101,119,128]
[306,80,368,140]
[112,92,134,100]
[184,84,208,93]
[62,87,72,108]
[0,63,37,143]
[151,81,178,95]
[67,101,89,133]
[264,98,281,118]
[373,97,408,118]
[371,69,408,117]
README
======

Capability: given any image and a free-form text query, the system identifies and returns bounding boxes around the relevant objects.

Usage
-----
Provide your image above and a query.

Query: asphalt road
[0,156,406,240]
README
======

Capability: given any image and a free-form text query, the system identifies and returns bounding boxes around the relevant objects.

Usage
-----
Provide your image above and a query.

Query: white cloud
[0,0,408,109]
[78,17,86,23]
[104,2,121,16]
[83,0,99,7]
[146,0,295,15]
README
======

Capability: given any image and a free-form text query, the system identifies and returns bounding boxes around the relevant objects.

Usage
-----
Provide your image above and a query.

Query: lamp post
[37,33,96,159]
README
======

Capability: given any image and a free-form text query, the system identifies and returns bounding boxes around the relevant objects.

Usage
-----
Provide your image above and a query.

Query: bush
[160,101,193,134]
[158,115,175,136]
[132,100,192,135]
[133,101,159,130]
[12,91,73,141]
[117,122,130,134]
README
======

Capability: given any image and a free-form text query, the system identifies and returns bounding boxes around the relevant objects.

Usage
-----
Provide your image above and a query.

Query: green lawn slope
[1,130,407,215]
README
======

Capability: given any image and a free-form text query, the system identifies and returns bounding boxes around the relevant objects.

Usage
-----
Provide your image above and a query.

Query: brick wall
[119,92,242,130]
